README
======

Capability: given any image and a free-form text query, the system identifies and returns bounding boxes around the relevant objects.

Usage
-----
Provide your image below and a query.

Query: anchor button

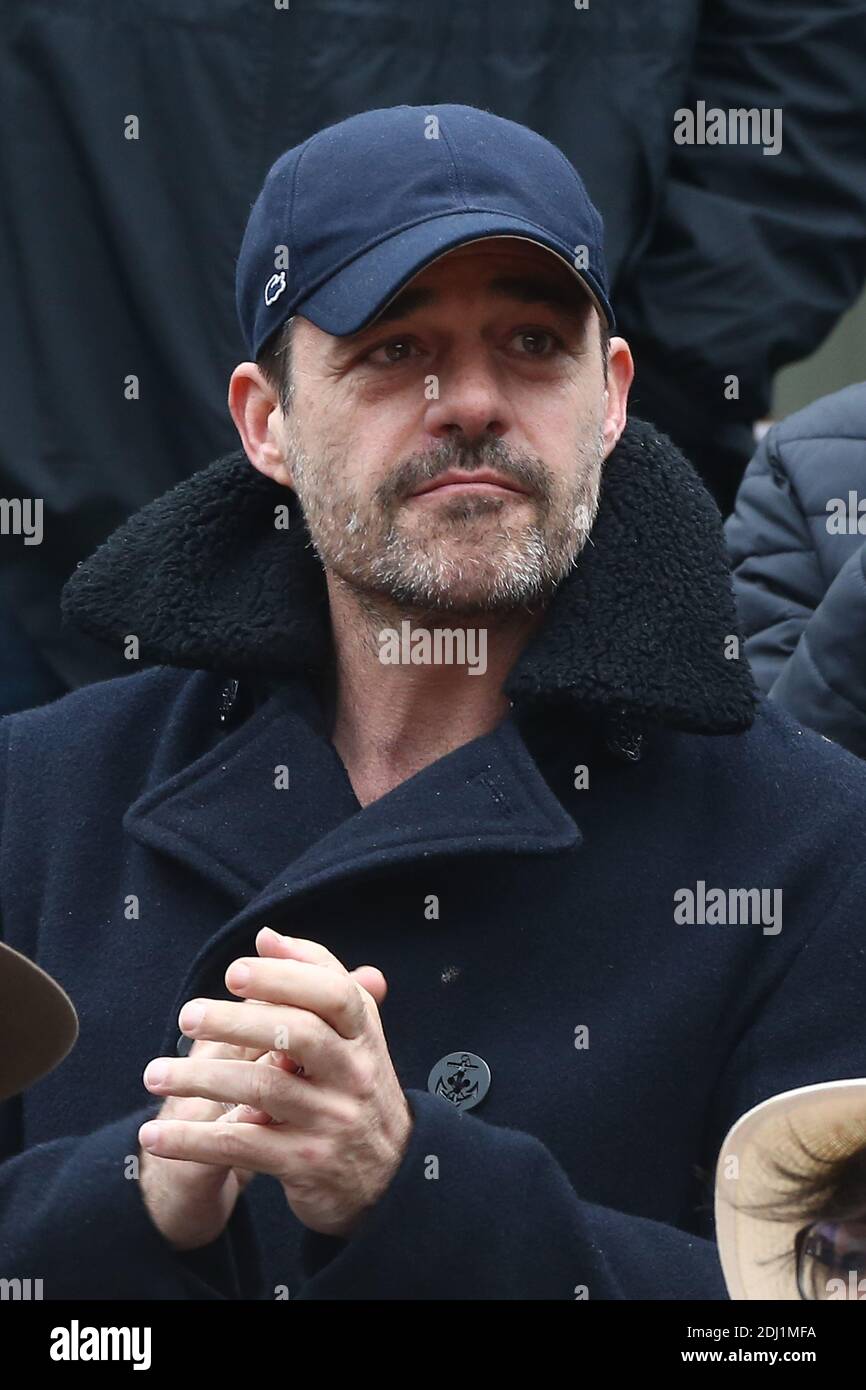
[427,1051,491,1112]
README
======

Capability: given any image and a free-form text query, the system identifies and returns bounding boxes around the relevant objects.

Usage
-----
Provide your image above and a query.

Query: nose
[422,355,510,443]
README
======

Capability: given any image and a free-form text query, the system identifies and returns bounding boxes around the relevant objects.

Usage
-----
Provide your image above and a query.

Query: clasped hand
[139,927,412,1242]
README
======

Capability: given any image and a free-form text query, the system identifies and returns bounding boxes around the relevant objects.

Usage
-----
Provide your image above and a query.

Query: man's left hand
[140,933,413,1239]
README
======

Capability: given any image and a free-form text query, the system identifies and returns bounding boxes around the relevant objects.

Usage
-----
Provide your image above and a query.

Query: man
[1,104,865,1301]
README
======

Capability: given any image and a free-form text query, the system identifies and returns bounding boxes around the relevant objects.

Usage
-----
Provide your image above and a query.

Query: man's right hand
[138,928,386,1252]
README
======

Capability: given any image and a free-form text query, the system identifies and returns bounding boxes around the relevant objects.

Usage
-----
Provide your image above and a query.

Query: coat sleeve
[724,427,824,693]
[768,545,866,758]
[0,1097,267,1300]
[290,862,866,1301]
[617,0,866,427]
[294,1088,729,1301]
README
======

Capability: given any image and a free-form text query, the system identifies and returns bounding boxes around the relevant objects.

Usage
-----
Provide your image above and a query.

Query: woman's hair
[724,1129,866,1287]
[749,1134,866,1222]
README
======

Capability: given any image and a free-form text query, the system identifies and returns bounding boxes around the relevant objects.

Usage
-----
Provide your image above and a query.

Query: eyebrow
[347,273,593,339]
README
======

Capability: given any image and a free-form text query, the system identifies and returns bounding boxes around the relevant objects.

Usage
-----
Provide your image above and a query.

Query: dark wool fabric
[2,418,865,1300]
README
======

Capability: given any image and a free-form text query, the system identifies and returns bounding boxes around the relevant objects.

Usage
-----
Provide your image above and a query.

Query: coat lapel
[122,677,355,903]
[125,674,581,909]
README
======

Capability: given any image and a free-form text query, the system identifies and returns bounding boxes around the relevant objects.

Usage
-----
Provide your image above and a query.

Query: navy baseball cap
[236,103,615,359]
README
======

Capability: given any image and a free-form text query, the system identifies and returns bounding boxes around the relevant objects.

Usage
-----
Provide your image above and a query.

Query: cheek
[341,400,424,482]
[521,395,601,463]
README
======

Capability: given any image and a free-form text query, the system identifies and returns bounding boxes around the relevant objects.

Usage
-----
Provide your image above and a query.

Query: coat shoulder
[726,382,866,559]
[2,664,211,738]
[728,695,866,811]
[770,382,866,456]
[0,666,224,798]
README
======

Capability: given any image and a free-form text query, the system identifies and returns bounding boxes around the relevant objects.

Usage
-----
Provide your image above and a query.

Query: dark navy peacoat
[2,419,866,1300]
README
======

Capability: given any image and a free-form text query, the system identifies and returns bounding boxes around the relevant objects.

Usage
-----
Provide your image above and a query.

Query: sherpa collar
[60,416,757,736]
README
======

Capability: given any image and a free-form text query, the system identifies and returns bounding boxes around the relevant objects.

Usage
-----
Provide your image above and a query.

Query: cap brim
[714,1079,866,1300]
[294,212,613,336]
[0,941,79,1101]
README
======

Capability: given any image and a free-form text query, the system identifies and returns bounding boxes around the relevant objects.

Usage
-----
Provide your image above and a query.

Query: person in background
[725,383,866,759]
[716,1078,866,1300]
[3,0,866,712]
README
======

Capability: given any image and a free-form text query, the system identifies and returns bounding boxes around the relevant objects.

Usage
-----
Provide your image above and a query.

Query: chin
[405,578,548,616]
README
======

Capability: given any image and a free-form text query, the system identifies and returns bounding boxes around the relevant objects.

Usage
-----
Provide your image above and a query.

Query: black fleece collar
[60,416,757,736]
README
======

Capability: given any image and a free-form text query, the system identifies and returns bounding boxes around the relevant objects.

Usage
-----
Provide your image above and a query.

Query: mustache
[374,435,554,508]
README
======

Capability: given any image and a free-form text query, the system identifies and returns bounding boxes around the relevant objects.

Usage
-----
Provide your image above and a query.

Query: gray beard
[285,424,605,617]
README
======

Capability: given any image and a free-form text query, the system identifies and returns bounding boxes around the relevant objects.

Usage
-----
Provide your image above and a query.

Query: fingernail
[179,1000,205,1032]
[228,962,250,988]
[144,1061,169,1089]
[260,927,291,947]
[139,1122,161,1152]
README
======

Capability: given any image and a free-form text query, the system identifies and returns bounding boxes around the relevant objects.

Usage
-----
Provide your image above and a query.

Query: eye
[365,338,421,366]
[509,328,565,358]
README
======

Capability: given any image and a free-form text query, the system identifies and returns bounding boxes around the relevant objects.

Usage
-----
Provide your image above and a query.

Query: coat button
[176,1033,193,1057]
[427,1051,491,1111]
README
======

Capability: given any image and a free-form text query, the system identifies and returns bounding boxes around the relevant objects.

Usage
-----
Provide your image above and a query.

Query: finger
[256,928,387,1007]
[179,997,319,1060]
[225,957,368,1039]
[149,1007,358,1097]
[255,927,348,973]
[143,1055,337,1125]
[258,1043,306,1079]
[155,1034,270,1123]
[223,1102,273,1126]
[178,993,305,1073]
[178,1002,279,1057]
[138,1116,295,1180]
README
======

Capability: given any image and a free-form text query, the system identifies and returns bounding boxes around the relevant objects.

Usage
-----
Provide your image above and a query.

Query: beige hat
[0,940,79,1102]
[715,1078,866,1300]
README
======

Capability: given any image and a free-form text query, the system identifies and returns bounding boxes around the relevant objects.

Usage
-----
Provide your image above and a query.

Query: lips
[409,469,531,499]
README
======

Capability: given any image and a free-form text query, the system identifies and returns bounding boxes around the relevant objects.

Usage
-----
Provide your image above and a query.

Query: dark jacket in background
[2,420,866,1299]
[3,0,866,699]
[726,383,866,759]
